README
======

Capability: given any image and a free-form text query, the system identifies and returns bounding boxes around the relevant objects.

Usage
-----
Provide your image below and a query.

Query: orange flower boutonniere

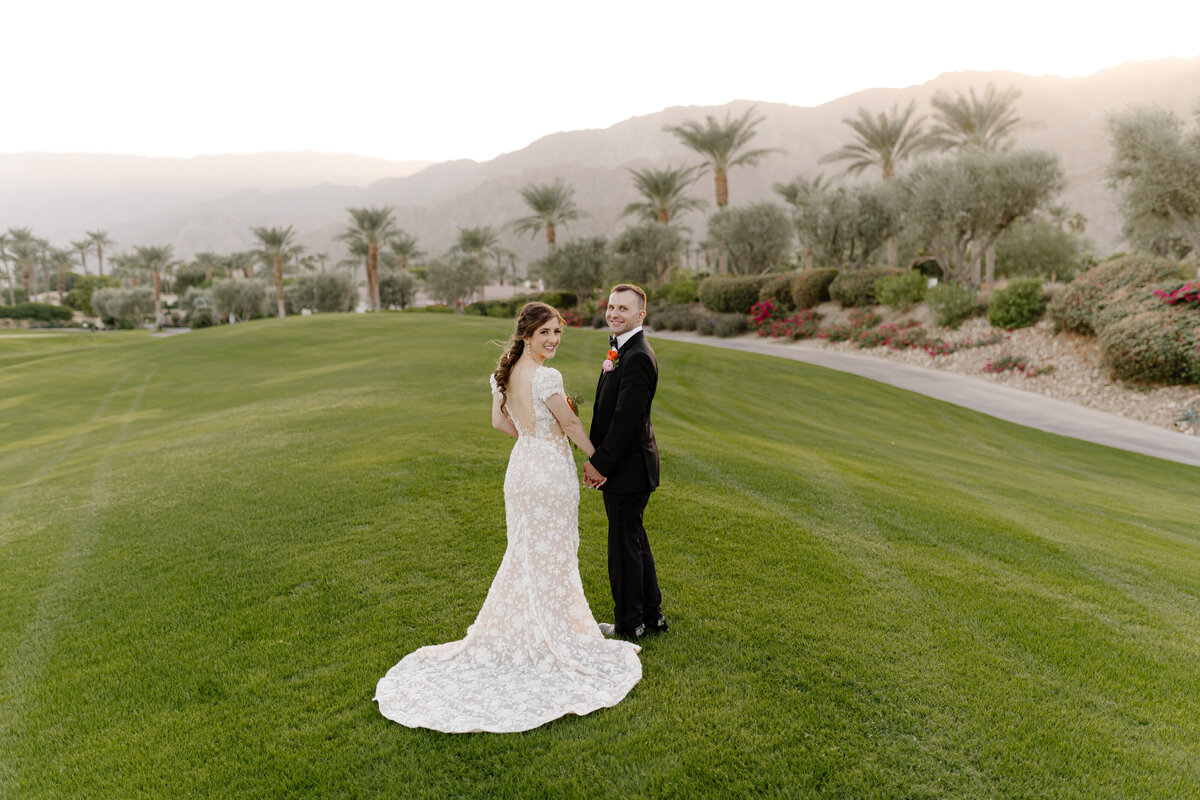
[602,348,620,372]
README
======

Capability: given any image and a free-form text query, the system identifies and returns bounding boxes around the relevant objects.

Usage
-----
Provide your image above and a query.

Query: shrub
[210,279,269,322]
[755,309,822,340]
[829,268,898,307]
[292,272,357,313]
[758,272,797,312]
[1098,310,1200,384]
[92,287,154,326]
[926,283,979,329]
[818,309,881,342]
[561,309,583,327]
[698,275,771,314]
[423,304,455,313]
[189,307,216,329]
[874,271,927,311]
[655,277,699,305]
[1047,254,1181,335]
[485,299,516,318]
[646,303,699,331]
[464,301,488,316]
[0,302,74,322]
[379,269,416,310]
[988,278,1046,329]
[696,312,749,337]
[789,268,838,309]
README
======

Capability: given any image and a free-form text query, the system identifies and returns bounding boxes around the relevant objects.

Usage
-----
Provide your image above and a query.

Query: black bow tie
[609,335,618,349]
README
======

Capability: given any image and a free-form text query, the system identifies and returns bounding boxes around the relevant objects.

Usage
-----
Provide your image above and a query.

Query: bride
[375,302,642,733]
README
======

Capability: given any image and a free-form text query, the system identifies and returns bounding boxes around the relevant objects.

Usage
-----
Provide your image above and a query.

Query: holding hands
[582,461,606,489]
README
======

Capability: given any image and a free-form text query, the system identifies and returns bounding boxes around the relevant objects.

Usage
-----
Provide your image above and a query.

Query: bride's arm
[545,393,595,457]
[492,391,518,438]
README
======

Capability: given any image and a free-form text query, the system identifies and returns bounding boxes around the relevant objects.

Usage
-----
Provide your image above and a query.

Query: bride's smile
[525,323,562,363]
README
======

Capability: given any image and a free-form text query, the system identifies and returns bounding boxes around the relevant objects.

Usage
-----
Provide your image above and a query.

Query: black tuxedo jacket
[589,330,660,494]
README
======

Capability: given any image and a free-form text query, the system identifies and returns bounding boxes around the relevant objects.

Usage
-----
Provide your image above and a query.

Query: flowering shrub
[854,321,926,349]
[1154,281,1200,308]
[749,299,779,327]
[1047,254,1181,335]
[818,309,881,342]
[761,310,823,340]
[758,273,798,312]
[1097,310,1200,384]
[561,309,583,327]
[982,353,1054,376]
[922,331,1006,357]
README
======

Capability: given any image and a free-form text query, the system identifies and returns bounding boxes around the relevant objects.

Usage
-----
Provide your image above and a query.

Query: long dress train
[374,366,642,733]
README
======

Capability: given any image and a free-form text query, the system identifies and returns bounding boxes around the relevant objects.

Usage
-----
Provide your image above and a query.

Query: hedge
[758,272,798,312]
[829,269,899,308]
[698,275,771,314]
[0,302,74,322]
[789,268,838,309]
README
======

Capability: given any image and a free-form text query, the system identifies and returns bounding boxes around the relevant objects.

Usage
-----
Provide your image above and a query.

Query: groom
[583,284,668,640]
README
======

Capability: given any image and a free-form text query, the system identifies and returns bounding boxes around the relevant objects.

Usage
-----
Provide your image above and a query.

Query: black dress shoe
[645,616,669,634]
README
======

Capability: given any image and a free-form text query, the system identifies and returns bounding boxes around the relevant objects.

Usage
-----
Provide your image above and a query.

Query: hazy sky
[5,1,1198,164]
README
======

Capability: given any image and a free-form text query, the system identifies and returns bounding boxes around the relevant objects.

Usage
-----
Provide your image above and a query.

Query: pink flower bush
[1154,282,1200,308]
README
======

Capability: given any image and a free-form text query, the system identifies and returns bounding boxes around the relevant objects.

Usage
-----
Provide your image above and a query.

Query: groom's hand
[583,461,606,488]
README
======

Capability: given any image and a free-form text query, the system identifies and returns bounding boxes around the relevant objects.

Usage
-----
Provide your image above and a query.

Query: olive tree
[706,202,795,275]
[607,222,686,287]
[903,148,1064,285]
[535,236,608,299]
[210,278,269,321]
[1106,103,1200,259]
[422,252,488,307]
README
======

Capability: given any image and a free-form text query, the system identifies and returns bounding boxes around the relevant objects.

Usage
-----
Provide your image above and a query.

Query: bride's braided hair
[492,302,566,416]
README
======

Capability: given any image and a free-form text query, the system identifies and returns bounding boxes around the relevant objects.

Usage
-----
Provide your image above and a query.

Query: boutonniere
[602,348,620,372]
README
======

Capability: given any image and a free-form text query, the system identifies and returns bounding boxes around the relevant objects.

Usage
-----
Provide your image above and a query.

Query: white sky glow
[4,0,1198,163]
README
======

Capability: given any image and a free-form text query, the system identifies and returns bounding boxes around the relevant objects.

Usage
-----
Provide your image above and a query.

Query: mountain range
[4,55,1199,270]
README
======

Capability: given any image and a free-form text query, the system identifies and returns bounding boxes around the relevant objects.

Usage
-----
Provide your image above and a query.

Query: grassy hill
[2,316,1199,798]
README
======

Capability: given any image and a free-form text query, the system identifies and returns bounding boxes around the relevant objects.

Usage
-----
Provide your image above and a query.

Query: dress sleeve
[489,373,500,398]
[532,367,565,403]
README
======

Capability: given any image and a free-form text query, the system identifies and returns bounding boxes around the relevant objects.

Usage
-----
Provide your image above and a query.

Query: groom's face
[606,290,645,336]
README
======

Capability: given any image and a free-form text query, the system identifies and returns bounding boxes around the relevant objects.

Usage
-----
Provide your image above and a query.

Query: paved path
[651,331,1200,469]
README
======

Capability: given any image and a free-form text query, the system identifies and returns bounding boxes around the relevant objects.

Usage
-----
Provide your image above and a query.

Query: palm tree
[133,245,174,328]
[49,248,74,300]
[0,233,15,304]
[87,230,114,277]
[928,83,1031,284]
[928,83,1026,152]
[70,239,92,275]
[227,251,256,279]
[665,106,780,273]
[510,179,584,247]
[7,228,39,300]
[10,241,39,301]
[337,207,398,310]
[664,107,779,208]
[453,226,502,301]
[387,231,423,270]
[819,101,933,180]
[622,165,707,224]
[250,225,298,318]
[193,251,224,283]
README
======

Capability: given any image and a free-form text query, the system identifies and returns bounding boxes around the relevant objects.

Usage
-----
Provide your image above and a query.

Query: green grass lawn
[2,313,1199,799]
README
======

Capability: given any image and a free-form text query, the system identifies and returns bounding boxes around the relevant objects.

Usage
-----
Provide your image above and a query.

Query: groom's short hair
[610,284,647,311]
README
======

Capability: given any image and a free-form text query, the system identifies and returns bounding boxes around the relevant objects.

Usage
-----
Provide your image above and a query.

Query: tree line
[4,84,1197,327]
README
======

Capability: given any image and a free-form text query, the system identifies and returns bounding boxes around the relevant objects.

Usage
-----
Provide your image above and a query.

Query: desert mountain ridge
[3,55,1199,268]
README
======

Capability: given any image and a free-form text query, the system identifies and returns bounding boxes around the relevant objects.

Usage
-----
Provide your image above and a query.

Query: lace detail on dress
[375,366,641,733]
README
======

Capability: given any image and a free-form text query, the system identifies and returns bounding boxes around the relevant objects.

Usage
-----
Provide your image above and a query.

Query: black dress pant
[603,489,662,632]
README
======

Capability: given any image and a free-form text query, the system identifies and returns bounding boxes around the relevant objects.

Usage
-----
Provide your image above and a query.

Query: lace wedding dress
[375,366,642,733]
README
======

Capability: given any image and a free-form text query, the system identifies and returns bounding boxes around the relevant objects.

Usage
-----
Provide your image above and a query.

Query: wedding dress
[375,366,642,733]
